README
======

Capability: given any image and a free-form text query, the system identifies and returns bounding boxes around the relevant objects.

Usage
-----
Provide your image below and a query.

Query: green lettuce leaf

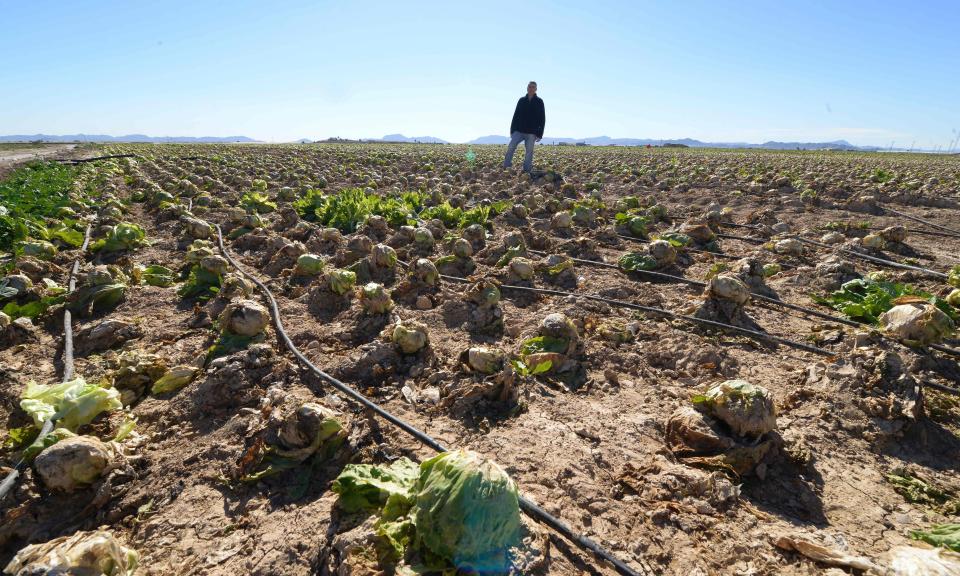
[618,252,658,272]
[20,377,122,431]
[91,223,147,253]
[332,457,420,513]
[910,523,960,552]
[520,335,568,355]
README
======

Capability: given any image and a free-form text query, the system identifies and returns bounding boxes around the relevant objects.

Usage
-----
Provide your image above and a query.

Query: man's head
[527,81,537,97]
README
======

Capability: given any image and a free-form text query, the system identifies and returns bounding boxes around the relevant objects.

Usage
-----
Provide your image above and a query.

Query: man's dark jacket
[510,94,545,139]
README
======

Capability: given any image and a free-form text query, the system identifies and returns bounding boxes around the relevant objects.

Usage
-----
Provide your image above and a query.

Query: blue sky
[2,0,957,148]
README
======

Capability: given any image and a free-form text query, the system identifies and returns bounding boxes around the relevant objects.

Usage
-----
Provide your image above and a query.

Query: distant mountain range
[0,134,259,143]
[467,135,878,151]
[378,134,449,144]
[0,133,892,151]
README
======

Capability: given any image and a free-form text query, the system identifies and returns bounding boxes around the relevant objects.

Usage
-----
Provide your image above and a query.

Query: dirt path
[0,144,79,178]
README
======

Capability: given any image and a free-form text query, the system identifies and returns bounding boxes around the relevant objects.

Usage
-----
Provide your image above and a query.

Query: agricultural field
[1,143,959,575]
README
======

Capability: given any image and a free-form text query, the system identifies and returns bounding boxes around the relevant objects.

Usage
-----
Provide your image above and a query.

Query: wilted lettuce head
[361,282,394,314]
[294,253,325,276]
[372,244,398,268]
[219,299,269,337]
[244,213,265,229]
[278,402,344,451]
[502,231,525,249]
[861,233,885,249]
[414,450,522,571]
[321,227,343,242]
[4,530,139,576]
[539,313,578,345]
[542,254,574,276]
[200,255,229,276]
[151,366,198,395]
[648,239,677,265]
[414,227,435,247]
[21,240,57,260]
[185,239,215,264]
[680,222,716,243]
[708,274,750,305]
[508,257,535,281]
[392,320,429,354]
[550,211,573,229]
[82,266,114,287]
[693,379,776,437]
[93,222,147,253]
[947,289,960,307]
[452,238,474,258]
[466,347,504,374]
[347,234,374,255]
[34,435,114,492]
[466,279,500,308]
[20,377,123,431]
[412,258,439,286]
[463,223,485,243]
[880,302,954,345]
[1,274,33,297]
[327,268,357,295]
[647,204,667,220]
[219,273,254,299]
[628,216,648,238]
[182,216,213,239]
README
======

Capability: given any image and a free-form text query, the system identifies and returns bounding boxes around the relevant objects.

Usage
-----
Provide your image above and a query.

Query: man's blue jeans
[503,131,536,172]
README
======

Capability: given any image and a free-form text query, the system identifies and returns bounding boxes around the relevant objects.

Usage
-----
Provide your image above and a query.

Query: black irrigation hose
[867,226,960,240]
[59,154,138,164]
[0,222,93,503]
[646,222,950,277]
[526,249,860,328]
[412,259,833,357]
[719,221,763,231]
[791,236,949,279]
[213,226,647,576]
[527,251,960,360]
[716,232,766,244]
[923,379,960,397]
[62,223,93,381]
[595,249,959,359]
[494,284,834,357]
[719,219,956,240]
[929,343,960,360]
[615,233,745,261]
[882,205,960,238]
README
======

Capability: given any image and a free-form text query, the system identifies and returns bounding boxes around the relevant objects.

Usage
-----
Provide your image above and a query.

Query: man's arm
[535,99,545,140]
[510,99,522,134]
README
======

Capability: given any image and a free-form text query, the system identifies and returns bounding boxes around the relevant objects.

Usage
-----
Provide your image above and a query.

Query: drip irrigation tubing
[214,226,648,576]
[527,250,960,360]
[613,233,797,268]
[495,284,833,356]
[923,379,960,397]
[882,205,960,237]
[525,249,859,328]
[0,222,93,503]
[791,236,948,279]
[59,154,138,164]
[615,234,744,261]
[399,257,833,357]
[718,220,960,241]
[716,232,766,244]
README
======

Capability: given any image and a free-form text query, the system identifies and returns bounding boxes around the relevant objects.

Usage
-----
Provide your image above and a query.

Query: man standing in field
[503,81,545,173]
